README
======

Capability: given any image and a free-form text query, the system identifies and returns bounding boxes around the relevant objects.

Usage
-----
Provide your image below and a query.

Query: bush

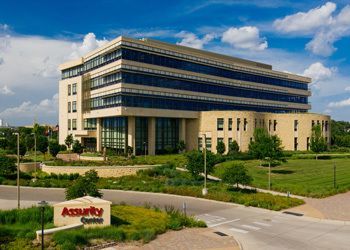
[65,170,102,200]
[0,155,16,177]
[221,163,253,188]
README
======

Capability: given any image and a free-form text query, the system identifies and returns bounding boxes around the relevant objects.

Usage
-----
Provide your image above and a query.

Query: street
[1,185,349,250]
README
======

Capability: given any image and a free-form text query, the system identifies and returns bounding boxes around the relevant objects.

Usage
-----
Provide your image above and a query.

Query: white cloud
[345,86,350,91]
[175,31,214,49]
[0,93,58,124]
[274,2,350,56]
[69,33,109,59]
[303,62,335,88]
[328,98,350,108]
[273,2,336,34]
[0,85,14,95]
[221,26,268,51]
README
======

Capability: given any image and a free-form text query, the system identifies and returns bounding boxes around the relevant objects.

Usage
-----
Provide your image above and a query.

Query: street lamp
[13,132,20,209]
[38,200,48,250]
[202,134,208,196]
[265,157,271,190]
[31,133,37,180]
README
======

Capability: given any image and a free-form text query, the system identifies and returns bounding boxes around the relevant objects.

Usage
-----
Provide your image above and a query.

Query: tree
[185,150,217,179]
[177,140,186,153]
[0,155,16,177]
[221,163,253,188]
[248,128,284,161]
[37,135,48,154]
[228,140,239,155]
[25,134,35,151]
[49,140,61,157]
[216,141,226,155]
[65,134,74,150]
[72,140,84,155]
[310,124,327,160]
[65,170,102,200]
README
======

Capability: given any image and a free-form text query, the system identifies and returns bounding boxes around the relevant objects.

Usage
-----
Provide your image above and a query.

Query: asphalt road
[1,185,349,250]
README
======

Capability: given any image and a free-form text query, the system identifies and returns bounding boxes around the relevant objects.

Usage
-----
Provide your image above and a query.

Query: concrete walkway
[108,228,240,250]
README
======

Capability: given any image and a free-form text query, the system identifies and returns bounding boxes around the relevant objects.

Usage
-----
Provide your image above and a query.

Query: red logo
[61,206,104,217]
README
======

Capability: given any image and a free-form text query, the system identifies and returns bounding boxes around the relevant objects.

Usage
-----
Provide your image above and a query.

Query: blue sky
[0,0,349,125]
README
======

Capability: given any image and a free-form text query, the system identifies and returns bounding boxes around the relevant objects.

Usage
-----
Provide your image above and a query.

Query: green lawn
[215,158,350,198]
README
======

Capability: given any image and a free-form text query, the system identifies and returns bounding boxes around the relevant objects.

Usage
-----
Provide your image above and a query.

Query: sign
[53,196,111,228]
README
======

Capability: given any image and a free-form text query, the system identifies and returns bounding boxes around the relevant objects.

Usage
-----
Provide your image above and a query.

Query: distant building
[58,36,330,154]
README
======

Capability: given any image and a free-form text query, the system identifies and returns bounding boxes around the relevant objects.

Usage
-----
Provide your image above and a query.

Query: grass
[0,205,205,249]
[215,158,350,198]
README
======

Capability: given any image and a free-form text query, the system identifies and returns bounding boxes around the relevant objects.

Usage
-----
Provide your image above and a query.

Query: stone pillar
[127,116,136,155]
[179,118,186,143]
[148,117,156,155]
[96,118,102,152]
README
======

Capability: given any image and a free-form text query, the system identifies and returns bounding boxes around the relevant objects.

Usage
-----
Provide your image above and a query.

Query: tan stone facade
[196,111,330,153]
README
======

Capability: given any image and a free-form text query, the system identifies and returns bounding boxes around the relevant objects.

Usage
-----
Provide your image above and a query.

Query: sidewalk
[106,228,240,250]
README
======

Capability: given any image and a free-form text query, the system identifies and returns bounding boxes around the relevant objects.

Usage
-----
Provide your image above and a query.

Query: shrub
[216,141,226,155]
[0,155,16,177]
[65,170,102,200]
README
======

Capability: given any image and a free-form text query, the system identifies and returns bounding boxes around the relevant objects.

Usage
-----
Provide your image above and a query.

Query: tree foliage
[177,140,186,153]
[37,135,48,154]
[72,140,84,155]
[216,141,226,155]
[228,140,240,155]
[310,124,327,158]
[221,163,253,188]
[185,150,218,179]
[248,128,284,160]
[0,155,17,177]
[65,170,102,200]
[49,140,61,157]
[65,134,74,149]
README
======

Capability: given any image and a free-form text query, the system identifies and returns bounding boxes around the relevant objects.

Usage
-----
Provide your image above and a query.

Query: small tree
[185,150,217,179]
[221,163,253,188]
[216,141,226,155]
[310,124,327,160]
[248,128,284,162]
[65,134,74,150]
[65,170,102,200]
[228,140,240,155]
[49,140,61,158]
[37,135,48,154]
[72,140,84,155]
[0,155,17,177]
[177,140,186,153]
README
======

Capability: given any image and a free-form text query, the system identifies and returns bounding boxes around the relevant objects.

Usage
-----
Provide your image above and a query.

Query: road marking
[229,227,249,234]
[209,219,240,228]
[241,224,261,230]
[253,222,271,227]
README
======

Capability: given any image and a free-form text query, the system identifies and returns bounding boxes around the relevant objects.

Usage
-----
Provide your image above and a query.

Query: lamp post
[31,133,37,180]
[202,134,208,196]
[38,200,48,250]
[265,157,271,190]
[13,132,20,209]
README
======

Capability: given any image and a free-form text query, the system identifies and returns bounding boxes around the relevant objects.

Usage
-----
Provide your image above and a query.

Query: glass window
[244,118,247,131]
[237,118,241,131]
[294,120,298,132]
[68,119,71,130]
[68,102,71,113]
[72,119,77,130]
[84,118,97,130]
[155,118,179,154]
[198,137,203,151]
[307,137,310,151]
[269,120,272,131]
[205,137,212,151]
[68,84,71,96]
[101,117,127,153]
[325,121,328,131]
[72,101,77,112]
[294,137,298,151]
[217,118,224,131]
[228,118,233,131]
[228,138,232,145]
[72,83,77,95]
[135,117,148,155]
[273,120,277,131]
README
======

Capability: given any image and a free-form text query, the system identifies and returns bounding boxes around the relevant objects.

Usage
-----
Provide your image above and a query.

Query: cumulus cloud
[175,31,215,49]
[0,85,14,95]
[303,62,335,82]
[273,2,336,34]
[274,2,350,56]
[328,98,350,108]
[69,33,108,59]
[221,26,268,51]
[0,94,58,123]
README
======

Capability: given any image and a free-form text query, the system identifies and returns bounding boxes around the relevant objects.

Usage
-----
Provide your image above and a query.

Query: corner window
[72,83,77,95]
[217,118,224,131]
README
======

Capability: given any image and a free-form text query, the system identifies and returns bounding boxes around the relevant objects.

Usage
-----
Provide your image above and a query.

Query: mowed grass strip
[215,158,350,198]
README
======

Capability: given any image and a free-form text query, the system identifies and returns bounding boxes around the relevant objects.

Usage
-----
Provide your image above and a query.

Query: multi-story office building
[59,36,330,154]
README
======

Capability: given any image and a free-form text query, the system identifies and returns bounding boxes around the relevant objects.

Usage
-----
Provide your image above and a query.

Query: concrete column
[127,116,136,155]
[148,117,156,155]
[96,118,102,152]
[179,118,186,143]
